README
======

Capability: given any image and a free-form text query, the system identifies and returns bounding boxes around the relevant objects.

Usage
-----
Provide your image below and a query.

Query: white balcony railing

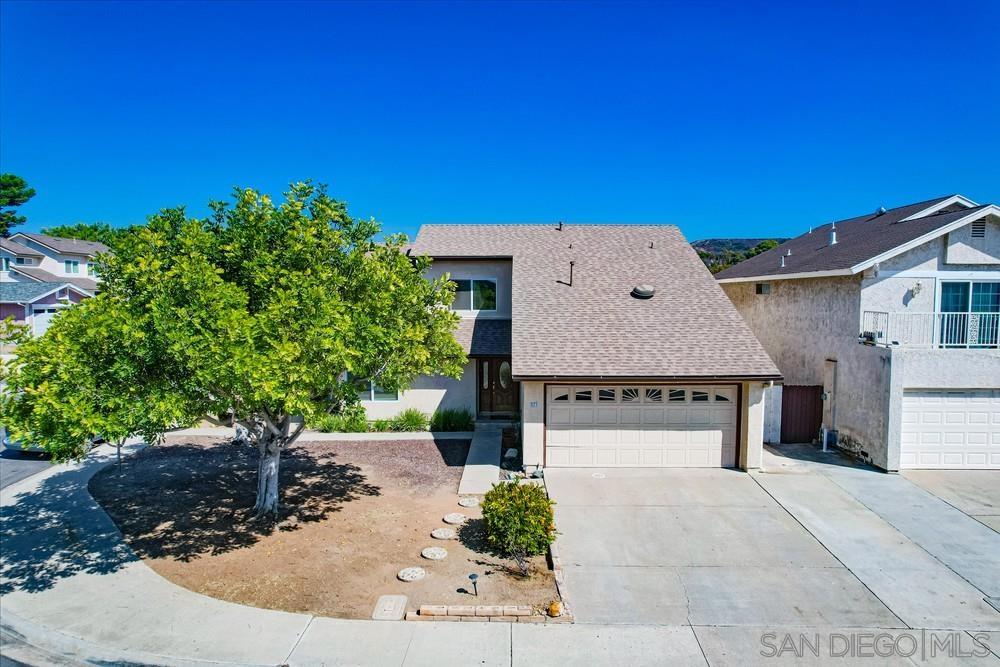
[861,311,1000,348]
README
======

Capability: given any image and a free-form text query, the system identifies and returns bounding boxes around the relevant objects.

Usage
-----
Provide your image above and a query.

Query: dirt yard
[89,436,558,619]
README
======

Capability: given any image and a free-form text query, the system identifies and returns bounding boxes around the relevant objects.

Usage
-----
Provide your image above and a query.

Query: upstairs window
[87,263,97,277]
[65,260,80,274]
[450,279,497,311]
[755,283,771,295]
[15,257,31,265]
[1,258,8,271]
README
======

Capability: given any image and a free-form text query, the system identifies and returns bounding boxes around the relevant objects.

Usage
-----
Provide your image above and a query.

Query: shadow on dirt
[1,441,379,594]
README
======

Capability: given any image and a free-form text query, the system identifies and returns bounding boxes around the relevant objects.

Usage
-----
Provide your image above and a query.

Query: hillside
[691,237,787,274]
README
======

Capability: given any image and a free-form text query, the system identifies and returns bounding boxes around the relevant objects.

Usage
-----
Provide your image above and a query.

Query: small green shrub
[430,408,474,432]
[309,405,368,433]
[390,408,429,432]
[370,418,393,432]
[481,480,556,576]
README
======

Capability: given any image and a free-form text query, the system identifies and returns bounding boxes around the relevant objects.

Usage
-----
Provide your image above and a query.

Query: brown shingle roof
[716,197,995,281]
[411,224,779,380]
[11,233,109,256]
[453,319,512,356]
[0,238,43,256]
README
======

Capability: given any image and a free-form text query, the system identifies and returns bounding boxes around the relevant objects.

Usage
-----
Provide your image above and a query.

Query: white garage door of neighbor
[545,385,738,467]
[900,389,1000,469]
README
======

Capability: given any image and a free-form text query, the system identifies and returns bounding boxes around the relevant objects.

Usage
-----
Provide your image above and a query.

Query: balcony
[861,311,1000,349]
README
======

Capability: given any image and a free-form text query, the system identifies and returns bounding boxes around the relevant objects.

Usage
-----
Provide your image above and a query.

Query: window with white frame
[1,257,8,271]
[349,373,398,401]
[450,278,497,312]
[15,257,31,265]
[87,263,97,277]
[65,260,80,274]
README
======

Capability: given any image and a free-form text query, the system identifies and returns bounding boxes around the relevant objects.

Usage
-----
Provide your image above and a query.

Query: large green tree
[0,173,36,237]
[0,182,466,516]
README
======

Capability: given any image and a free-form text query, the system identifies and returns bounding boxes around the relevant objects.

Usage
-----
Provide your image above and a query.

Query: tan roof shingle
[411,224,779,380]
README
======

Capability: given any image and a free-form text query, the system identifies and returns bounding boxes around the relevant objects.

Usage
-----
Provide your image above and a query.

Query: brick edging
[406,604,572,623]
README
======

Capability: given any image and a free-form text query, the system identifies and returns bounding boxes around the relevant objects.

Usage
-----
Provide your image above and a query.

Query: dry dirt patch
[89,436,557,618]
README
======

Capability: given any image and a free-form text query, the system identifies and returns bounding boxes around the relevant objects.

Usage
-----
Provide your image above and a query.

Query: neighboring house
[716,195,1000,471]
[0,281,91,336]
[1,233,107,338]
[2,233,107,293]
[364,223,781,471]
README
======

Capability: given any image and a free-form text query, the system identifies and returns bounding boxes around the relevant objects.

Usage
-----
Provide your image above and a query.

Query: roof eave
[511,373,783,382]
[718,204,999,284]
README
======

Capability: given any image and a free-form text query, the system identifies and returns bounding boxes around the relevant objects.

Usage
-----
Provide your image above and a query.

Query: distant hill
[691,237,788,274]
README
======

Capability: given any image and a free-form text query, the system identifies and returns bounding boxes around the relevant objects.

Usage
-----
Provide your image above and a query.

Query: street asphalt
[0,446,50,490]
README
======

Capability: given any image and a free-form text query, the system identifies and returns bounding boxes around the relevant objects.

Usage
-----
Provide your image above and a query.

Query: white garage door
[900,390,1000,469]
[545,385,738,467]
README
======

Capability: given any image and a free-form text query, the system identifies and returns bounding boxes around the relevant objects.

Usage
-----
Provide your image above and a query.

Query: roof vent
[556,221,564,231]
[780,255,786,268]
[829,222,838,246]
[631,284,655,299]
[874,206,887,217]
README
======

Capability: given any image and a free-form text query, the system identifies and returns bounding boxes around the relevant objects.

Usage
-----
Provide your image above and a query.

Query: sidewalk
[2,445,997,666]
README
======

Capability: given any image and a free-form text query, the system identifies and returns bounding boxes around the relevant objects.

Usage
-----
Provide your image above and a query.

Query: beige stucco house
[717,195,1000,471]
[357,223,781,471]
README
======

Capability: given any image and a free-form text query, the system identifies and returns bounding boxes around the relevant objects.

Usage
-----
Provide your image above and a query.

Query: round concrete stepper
[458,496,479,508]
[421,546,448,561]
[431,527,456,540]
[397,567,427,582]
[443,512,467,525]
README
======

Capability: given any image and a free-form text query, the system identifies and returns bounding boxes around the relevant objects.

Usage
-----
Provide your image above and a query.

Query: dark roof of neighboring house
[0,238,44,256]
[0,281,82,303]
[410,224,780,380]
[454,318,512,356]
[11,232,109,256]
[716,196,997,281]
[7,266,98,293]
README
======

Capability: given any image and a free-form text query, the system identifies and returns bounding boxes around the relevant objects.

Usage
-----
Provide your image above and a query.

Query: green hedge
[309,407,474,433]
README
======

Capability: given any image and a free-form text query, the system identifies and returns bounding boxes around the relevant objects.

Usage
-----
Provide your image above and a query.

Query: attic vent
[971,219,986,238]
[631,284,655,299]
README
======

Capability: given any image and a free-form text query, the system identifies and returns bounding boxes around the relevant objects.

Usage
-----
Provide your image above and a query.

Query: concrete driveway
[544,468,902,627]
[902,470,1000,533]
[546,458,1000,636]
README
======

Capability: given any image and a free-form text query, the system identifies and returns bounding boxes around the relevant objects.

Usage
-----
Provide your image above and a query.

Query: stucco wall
[721,276,861,386]
[521,381,545,470]
[424,259,513,319]
[945,216,1000,265]
[721,276,895,468]
[861,233,1000,318]
[741,382,765,470]
[360,360,478,420]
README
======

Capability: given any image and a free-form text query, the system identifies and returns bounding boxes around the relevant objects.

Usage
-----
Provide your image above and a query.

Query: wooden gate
[780,385,823,443]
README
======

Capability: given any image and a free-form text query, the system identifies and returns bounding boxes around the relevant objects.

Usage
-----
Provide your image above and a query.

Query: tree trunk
[253,434,284,518]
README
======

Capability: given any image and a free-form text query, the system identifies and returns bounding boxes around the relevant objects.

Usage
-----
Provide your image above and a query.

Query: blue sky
[2,1,998,242]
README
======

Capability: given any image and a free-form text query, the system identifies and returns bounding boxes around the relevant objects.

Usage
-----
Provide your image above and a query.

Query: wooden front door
[780,385,824,443]
[478,357,518,416]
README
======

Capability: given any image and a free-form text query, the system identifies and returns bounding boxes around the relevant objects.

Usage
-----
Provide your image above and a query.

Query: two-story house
[0,233,106,335]
[358,223,781,472]
[716,195,1000,471]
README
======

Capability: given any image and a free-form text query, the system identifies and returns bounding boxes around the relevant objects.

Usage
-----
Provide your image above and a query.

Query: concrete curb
[170,426,475,441]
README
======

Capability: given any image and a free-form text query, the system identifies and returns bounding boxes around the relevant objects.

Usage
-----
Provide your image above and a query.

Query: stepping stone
[443,512,467,525]
[397,567,426,582]
[421,546,448,561]
[431,527,456,540]
[371,594,407,621]
[458,496,479,508]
